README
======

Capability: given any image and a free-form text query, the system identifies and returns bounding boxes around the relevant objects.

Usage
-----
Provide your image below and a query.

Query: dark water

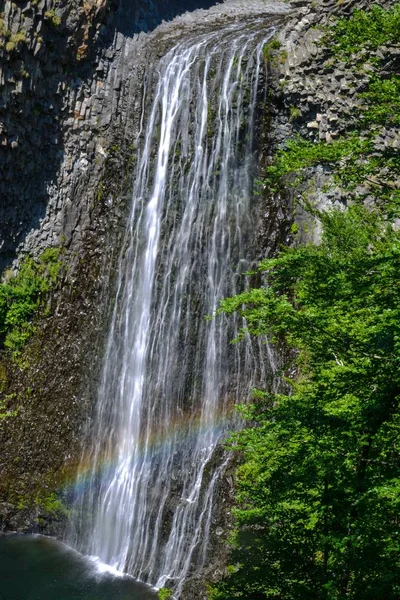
[0,534,157,600]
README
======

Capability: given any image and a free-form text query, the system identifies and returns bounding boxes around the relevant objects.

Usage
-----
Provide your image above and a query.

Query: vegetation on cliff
[210,4,400,599]
[0,248,62,355]
[266,2,400,218]
[0,248,63,420]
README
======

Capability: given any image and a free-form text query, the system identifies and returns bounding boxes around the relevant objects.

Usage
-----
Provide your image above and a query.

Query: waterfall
[70,16,275,597]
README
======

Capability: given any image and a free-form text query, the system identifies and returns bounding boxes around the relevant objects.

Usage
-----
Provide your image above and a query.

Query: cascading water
[70,14,276,597]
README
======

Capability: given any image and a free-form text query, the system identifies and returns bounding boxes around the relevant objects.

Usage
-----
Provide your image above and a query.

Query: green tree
[211,206,400,599]
[210,5,400,597]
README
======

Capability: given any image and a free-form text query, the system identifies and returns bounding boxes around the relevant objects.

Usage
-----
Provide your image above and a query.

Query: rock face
[0,0,239,531]
[0,0,111,269]
[262,0,396,239]
[0,0,232,271]
[0,0,395,594]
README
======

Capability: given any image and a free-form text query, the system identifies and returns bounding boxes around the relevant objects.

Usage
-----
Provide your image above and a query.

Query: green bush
[360,76,400,127]
[330,3,400,57]
[0,248,62,353]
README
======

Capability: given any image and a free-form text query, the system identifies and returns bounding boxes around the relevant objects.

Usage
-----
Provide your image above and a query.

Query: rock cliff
[0,0,239,532]
[0,0,396,595]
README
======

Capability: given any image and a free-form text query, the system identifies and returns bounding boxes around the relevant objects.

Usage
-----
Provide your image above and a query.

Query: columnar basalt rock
[261,0,394,248]
[0,0,230,271]
[0,0,115,268]
[0,0,396,596]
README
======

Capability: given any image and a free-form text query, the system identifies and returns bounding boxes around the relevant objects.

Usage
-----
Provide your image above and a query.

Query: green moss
[0,18,11,43]
[0,395,18,422]
[97,180,104,203]
[16,496,27,511]
[5,31,26,52]
[35,491,69,517]
[0,361,7,392]
[157,588,173,600]
[263,38,288,68]
[44,9,61,27]
[289,106,301,122]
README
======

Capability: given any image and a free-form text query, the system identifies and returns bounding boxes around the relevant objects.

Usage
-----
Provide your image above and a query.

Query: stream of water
[69,16,275,597]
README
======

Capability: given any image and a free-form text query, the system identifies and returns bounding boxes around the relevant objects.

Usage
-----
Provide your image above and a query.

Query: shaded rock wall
[0,0,113,269]
[0,0,226,271]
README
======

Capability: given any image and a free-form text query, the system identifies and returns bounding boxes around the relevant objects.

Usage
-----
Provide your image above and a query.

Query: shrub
[0,249,62,354]
[44,9,61,27]
[331,3,400,57]
[5,31,26,52]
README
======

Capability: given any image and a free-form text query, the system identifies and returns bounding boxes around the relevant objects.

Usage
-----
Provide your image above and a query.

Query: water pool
[0,534,157,600]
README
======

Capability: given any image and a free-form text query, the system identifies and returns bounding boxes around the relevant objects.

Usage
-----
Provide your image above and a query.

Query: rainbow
[62,403,239,496]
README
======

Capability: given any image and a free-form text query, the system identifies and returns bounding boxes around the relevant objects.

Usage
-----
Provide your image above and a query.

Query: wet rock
[0,0,396,597]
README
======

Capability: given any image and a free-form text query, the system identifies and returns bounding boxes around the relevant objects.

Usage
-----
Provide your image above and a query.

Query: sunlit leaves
[210,207,400,599]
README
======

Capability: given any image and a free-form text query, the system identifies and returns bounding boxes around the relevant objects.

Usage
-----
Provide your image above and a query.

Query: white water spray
[71,17,275,597]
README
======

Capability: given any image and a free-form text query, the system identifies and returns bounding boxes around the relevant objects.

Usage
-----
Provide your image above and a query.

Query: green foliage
[330,3,400,57]
[265,134,372,190]
[0,248,62,354]
[264,4,400,218]
[212,206,400,599]
[4,31,26,52]
[360,75,400,127]
[289,106,301,122]
[266,132,399,217]
[263,38,282,62]
[35,491,69,517]
[44,9,61,27]
[158,588,173,600]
